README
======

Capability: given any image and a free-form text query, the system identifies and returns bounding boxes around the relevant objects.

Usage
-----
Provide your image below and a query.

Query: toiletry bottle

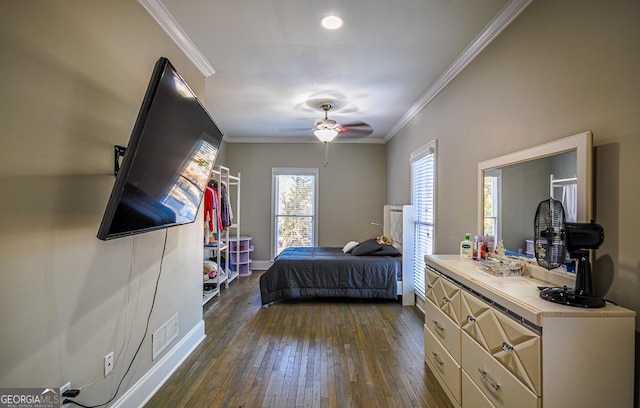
[472,236,479,260]
[486,235,495,254]
[460,233,473,258]
[473,236,485,260]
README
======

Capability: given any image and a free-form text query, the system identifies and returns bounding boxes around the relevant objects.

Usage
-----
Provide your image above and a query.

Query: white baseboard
[111,320,206,408]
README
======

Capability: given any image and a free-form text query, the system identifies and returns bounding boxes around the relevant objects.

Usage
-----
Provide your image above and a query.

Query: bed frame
[384,204,414,306]
[259,204,415,306]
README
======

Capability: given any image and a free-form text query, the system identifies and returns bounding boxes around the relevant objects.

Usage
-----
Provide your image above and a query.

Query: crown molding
[384,0,534,142]
[138,0,216,77]
[225,136,386,144]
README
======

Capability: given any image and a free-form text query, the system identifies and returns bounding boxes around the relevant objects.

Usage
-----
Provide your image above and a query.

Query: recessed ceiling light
[320,15,343,30]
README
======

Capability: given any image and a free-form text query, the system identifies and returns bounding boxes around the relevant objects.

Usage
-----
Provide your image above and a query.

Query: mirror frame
[477,130,593,244]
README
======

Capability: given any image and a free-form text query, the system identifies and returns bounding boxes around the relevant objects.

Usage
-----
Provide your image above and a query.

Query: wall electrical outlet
[60,382,71,407]
[104,352,114,377]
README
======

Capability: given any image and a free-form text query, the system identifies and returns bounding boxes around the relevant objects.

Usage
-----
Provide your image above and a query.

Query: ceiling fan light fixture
[320,15,343,30]
[314,128,338,142]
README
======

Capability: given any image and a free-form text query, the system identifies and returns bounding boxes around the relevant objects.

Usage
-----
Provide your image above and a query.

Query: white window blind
[272,168,319,258]
[411,142,435,299]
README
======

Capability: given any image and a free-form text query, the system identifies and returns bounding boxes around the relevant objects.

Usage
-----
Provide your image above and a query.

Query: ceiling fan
[280,102,374,141]
[312,102,373,142]
[280,101,373,167]
[309,103,374,167]
[313,103,341,142]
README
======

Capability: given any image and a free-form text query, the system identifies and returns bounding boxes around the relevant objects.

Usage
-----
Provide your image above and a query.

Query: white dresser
[424,255,635,408]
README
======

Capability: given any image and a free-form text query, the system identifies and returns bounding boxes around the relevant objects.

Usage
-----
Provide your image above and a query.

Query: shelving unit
[202,165,241,306]
[224,166,241,284]
[229,237,253,277]
[202,242,227,305]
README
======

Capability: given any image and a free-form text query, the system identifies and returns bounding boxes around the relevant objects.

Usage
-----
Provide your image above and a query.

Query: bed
[259,205,415,305]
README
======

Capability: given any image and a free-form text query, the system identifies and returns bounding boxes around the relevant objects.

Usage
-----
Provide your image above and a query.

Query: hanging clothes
[204,186,215,232]
[205,185,223,230]
[562,183,578,222]
[220,183,232,229]
[213,188,223,231]
[227,189,234,225]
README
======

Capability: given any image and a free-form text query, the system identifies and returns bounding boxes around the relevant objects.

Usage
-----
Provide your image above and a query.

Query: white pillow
[342,241,360,253]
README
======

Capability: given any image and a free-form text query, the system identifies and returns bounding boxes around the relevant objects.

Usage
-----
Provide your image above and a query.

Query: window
[411,141,436,299]
[272,168,319,259]
[483,169,501,241]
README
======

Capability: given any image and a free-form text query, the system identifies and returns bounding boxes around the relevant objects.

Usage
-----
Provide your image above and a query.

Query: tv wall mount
[114,145,126,176]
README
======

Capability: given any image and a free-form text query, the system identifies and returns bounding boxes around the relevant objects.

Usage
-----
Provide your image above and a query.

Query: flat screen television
[97,57,222,240]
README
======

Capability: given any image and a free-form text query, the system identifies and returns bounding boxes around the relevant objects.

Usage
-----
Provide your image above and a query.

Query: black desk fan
[534,198,606,308]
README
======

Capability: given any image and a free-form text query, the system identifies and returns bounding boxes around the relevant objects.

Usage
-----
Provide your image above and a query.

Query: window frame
[483,168,502,241]
[271,167,319,260]
[410,140,436,300]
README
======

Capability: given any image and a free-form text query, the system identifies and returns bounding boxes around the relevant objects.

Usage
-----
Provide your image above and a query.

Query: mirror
[478,131,593,256]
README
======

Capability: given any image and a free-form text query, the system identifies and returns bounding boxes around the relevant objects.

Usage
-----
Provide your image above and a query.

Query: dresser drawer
[460,291,541,395]
[425,297,461,363]
[425,324,462,406]
[426,266,440,293]
[462,370,496,408]
[426,267,462,325]
[462,332,539,408]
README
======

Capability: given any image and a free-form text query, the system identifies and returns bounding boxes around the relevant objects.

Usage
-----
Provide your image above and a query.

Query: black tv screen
[97,57,222,240]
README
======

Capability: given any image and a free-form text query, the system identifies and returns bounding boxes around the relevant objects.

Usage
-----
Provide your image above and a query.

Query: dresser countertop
[426,254,635,326]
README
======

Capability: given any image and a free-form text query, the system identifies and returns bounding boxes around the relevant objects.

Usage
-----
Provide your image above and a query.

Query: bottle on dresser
[473,235,486,260]
[460,233,473,258]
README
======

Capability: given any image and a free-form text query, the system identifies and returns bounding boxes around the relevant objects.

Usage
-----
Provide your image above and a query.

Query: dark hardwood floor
[145,271,453,408]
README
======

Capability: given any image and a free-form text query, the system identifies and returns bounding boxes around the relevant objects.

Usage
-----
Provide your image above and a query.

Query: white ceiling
[141,0,532,143]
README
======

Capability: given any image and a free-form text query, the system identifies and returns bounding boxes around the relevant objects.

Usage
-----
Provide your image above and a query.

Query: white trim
[477,131,593,238]
[110,320,205,408]
[401,205,415,306]
[271,168,320,260]
[477,131,594,289]
[226,136,386,144]
[138,0,216,77]
[410,141,436,163]
[384,0,534,142]
[410,142,436,299]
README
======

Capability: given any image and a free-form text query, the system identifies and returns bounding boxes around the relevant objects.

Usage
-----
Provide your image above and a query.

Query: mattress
[259,247,401,305]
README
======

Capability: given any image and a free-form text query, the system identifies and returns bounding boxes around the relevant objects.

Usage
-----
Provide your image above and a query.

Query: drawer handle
[502,342,515,352]
[432,320,445,332]
[442,297,450,304]
[478,369,500,392]
[466,315,476,324]
[432,352,444,366]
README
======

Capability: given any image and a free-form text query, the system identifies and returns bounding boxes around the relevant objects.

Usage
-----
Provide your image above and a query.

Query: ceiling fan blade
[340,121,370,128]
[337,122,374,137]
[279,127,313,133]
[340,128,373,136]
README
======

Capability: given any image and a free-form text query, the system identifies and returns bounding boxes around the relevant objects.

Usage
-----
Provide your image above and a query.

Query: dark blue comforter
[259,247,401,305]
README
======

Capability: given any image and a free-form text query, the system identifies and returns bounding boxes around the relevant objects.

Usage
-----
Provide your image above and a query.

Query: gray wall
[226,143,387,261]
[0,0,207,401]
[386,0,640,402]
